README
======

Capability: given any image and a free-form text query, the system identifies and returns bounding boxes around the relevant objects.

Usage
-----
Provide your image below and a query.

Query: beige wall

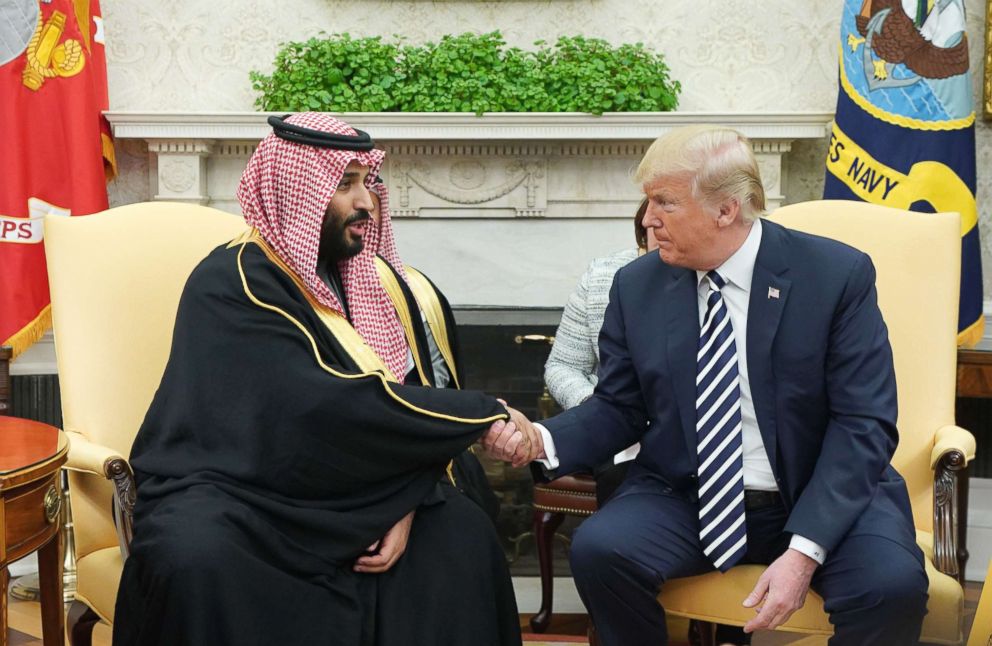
[102,0,992,302]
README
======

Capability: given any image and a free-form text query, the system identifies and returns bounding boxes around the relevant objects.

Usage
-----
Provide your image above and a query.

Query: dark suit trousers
[569,488,928,646]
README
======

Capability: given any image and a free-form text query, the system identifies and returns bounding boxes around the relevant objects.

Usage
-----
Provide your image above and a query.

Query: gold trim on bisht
[233,232,505,426]
[404,266,461,389]
[375,258,430,387]
[235,228,394,379]
[375,259,461,486]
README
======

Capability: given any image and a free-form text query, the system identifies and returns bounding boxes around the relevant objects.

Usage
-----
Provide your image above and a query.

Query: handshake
[480,403,546,468]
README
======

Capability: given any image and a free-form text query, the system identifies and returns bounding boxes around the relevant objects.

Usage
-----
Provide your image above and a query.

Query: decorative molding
[386,142,652,157]
[408,163,519,204]
[214,142,258,157]
[159,159,197,193]
[385,143,559,157]
[106,111,832,220]
[559,143,651,157]
[389,158,547,218]
[752,140,796,155]
[449,161,487,191]
[755,153,786,210]
[386,142,651,157]
[148,138,212,204]
[105,111,834,142]
[145,140,213,154]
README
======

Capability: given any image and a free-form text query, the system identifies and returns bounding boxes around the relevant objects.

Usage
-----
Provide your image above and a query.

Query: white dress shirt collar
[695,218,763,293]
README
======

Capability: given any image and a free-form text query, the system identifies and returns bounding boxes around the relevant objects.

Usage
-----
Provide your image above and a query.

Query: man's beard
[320,210,370,264]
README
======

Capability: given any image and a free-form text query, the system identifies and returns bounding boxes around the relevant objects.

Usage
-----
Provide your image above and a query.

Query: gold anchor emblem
[22,10,86,91]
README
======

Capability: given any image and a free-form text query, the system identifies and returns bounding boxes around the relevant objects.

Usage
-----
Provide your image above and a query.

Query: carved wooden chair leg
[689,619,717,646]
[956,464,970,583]
[529,508,565,633]
[586,619,599,646]
[67,599,100,646]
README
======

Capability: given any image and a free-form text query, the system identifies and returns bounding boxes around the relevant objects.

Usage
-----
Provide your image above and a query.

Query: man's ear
[716,197,741,228]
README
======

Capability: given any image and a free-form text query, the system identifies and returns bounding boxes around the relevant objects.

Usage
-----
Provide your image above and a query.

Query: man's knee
[825,545,928,621]
[143,521,234,578]
[569,517,614,581]
[569,514,657,591]
[869,561,928,617]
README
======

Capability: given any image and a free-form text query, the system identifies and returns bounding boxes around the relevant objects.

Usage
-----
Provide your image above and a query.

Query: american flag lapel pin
[767,286,780,300]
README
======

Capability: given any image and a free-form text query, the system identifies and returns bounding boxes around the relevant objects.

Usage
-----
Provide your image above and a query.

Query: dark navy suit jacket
[543,219,918,555]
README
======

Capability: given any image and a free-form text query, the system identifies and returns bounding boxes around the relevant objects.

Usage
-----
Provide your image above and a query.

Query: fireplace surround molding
[106,111,831,211]
[103,111,832,309]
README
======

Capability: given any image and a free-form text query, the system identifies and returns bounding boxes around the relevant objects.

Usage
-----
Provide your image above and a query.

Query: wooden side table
[1,417,68,646]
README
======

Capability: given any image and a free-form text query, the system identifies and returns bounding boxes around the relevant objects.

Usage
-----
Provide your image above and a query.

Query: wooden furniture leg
[67,600,101,646]
[957,464,970,583]
[688,619,719,646]
[37,528,64,646]
[529,509,565,633]
[2,566,9,646]
[587,620,599,646]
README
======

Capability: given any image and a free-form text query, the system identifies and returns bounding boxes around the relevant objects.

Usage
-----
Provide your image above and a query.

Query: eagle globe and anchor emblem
[827,0,977,238]
[0,2,87,249]
[0,0,87,92]
[842,0,972,123]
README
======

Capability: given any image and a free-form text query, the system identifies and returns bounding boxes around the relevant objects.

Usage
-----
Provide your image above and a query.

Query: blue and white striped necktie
[695,270,747,571]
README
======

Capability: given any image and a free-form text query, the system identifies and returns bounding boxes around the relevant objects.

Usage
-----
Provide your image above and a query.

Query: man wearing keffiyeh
[112,113,524,646]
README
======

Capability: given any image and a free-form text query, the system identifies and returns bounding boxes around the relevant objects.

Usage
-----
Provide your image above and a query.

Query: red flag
[0,0,115,358]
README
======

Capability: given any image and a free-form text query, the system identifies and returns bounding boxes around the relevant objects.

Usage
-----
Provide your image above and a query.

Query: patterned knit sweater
[545,247,639,410]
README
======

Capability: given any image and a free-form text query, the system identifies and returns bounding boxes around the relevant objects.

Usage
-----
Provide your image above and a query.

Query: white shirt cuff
[534,423,559,470]
[789,534,827,565]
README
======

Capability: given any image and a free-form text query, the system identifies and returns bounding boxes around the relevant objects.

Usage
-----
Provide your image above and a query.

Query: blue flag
[824,0,983,346]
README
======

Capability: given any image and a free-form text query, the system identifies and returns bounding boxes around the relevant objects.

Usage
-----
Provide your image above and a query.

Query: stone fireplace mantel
[107,111,831,210]
[104,111,833,307]
[107,111,831,141]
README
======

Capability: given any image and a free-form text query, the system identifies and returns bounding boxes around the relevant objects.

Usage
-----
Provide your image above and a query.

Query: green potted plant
[250,31,680,115]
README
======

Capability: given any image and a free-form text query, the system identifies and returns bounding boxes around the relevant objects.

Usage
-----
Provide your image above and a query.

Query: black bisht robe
[112,240,520,646]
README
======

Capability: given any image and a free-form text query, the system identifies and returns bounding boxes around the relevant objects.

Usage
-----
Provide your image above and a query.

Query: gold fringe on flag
[1,305,52,360]
[958,314,985,348]
[102,132,117,182]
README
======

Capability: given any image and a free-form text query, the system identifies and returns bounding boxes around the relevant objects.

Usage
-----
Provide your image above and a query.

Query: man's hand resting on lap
[742,548,818,634]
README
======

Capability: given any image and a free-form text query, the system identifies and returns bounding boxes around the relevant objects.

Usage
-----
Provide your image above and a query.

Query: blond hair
[635,125,766,222]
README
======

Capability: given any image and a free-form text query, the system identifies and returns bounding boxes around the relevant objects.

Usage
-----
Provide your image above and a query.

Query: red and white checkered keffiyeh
[367,181,407,282]
[237,113,410,380]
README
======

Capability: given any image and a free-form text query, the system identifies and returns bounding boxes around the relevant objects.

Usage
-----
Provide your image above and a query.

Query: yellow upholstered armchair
[45,202,247,644]
[657,200,976,645]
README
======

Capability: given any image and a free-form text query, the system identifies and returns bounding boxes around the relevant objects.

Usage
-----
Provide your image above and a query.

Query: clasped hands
[480,402,545,468]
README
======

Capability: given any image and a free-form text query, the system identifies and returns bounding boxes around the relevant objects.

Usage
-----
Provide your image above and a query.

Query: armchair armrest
[930,424,976,469]
[65,430,126,475]
[64,430,136,558]
[931,424,975,581]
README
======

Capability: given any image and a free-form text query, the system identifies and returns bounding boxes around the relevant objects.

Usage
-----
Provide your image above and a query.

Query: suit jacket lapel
[746,220,791,476]
[666,268,701,469]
